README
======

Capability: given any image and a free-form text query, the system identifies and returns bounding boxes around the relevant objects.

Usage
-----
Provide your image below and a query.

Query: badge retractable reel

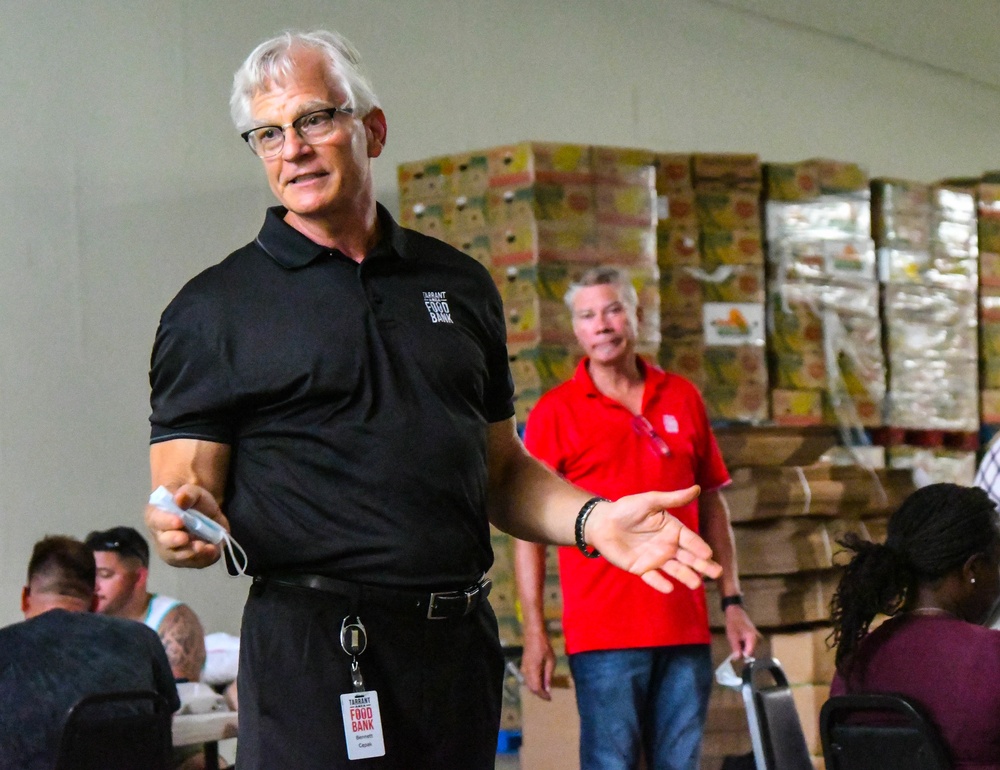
[339,616,386,760]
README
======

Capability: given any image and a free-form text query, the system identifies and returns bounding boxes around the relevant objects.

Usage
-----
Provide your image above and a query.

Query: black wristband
[575,496,609,559]
[720,594,744,612]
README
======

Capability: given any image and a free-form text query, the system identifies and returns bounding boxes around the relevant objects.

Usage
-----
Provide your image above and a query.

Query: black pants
[235,578,504,770]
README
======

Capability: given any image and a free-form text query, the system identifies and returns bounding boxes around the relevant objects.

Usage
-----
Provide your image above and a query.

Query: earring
[972,577,977,585]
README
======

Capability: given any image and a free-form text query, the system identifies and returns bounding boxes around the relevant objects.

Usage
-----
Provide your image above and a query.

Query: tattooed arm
[159,603,207,682]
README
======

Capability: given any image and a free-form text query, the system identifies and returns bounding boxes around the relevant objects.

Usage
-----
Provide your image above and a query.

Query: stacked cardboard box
[398,143,659,422]
[700,425,915,770]
[764,160,885,430]
[660,153,768,423]
[979,183,1000,424]
[872,179,979,432]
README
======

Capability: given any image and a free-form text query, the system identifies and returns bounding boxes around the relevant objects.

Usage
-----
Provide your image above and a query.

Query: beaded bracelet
[575,496,609,558]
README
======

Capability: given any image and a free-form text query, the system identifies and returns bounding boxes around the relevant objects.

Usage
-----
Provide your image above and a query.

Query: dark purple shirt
[832,613,1000,770]
[0,610,179,770]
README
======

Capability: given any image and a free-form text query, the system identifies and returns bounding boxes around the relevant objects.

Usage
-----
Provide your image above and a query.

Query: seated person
[0,535,179,770]
[830,483,1000,769]
[85,526,206,682]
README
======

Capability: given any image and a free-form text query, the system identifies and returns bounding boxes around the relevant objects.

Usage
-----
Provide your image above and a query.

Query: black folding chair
[820,693,950,770]
[54,690,173,770]
[741,657,813,770]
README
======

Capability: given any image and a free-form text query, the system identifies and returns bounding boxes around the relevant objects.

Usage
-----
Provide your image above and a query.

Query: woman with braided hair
[829,482,1000,768]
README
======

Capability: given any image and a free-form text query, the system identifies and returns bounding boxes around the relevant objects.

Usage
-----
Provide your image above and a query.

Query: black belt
[256,572,492,621]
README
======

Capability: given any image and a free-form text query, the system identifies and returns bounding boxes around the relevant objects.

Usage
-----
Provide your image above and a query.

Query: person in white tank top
[84,526,206,682]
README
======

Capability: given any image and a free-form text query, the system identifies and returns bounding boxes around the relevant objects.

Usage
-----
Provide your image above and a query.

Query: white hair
[564,267,639,312]
[230,29,380,132]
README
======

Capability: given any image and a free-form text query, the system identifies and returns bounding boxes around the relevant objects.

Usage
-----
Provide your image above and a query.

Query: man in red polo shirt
[515,267,757,770]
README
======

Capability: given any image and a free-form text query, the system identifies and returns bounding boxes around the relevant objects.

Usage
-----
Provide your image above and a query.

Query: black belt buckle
[426,575,492,620]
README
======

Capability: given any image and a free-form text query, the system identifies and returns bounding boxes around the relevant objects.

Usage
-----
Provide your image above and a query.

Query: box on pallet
[657,227,700,266]
[445,230,492,268]
[695,190,762,231]
[705,570,842,628]
[732,514,867,576]
[487,183,596,224]
[771,389,824,427]
[701,381,769,423]
[691,153,762,189]
[700,229,764,266]
[486,142,593,188]
[489,220,539,267]
[398,157,449,201]
[658,335,706,388]
[983,390,1000,423]
[655,152,693,191]
[703,345,768,387]
[698,264,766,304]
[492,265,541,347]
[660,189,698,226]
[702,302,765,347]
[713,425,839,467]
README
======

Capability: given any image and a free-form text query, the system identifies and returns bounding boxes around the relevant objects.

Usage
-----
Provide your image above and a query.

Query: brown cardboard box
[662,189,698,225]
[706,570,842,629]
[692,153,762,189]
[700,228,765,267]
[656,153,693,192]
[657,227,701,266]
[695,190,762,231]
[732,517,866,576]
[771,389,824,427]
[519,684,579,770]
[722,464,905,522]
[702,381,770,424]
[659,334,707,388]
[793,684,830,755]
[713,425,839,468]
[723,478,871,522]
[765,161,821,202]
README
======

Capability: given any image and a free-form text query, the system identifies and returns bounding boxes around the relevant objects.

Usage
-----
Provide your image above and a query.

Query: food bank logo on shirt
[423,291,453,324]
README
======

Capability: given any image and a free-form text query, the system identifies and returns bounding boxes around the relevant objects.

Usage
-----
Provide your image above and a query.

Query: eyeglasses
[240,106,354,158]
[632,415,670,457]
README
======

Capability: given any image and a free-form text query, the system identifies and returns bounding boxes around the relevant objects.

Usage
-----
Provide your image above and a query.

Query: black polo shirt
[149,204,514,588]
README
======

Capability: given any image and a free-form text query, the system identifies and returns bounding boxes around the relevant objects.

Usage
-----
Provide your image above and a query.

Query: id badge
[340,689,386,760]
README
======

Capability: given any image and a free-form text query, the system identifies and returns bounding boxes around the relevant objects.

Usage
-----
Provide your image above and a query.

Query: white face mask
[148,486,249,577]
[714,653,755,690]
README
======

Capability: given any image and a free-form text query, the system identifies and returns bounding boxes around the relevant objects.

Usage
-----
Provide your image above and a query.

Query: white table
[173,709,239,766]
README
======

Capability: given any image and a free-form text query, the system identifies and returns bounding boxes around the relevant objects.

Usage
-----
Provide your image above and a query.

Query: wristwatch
[720,594,744,612]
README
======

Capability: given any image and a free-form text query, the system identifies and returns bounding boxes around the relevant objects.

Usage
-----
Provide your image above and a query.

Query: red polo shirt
[524,357,730,654]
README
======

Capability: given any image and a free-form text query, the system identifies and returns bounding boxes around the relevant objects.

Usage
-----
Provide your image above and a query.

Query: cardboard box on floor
[519,683,579,770]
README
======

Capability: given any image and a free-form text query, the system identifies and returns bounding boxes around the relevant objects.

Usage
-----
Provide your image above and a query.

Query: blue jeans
[569,645,712,770]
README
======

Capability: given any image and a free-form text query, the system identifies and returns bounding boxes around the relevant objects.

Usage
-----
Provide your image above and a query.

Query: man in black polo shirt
[145,29,721,770]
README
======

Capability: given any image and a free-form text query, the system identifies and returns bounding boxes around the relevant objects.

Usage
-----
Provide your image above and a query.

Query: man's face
[249,47,385,226]
[570,283,638,366]
[92,551,143,616]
